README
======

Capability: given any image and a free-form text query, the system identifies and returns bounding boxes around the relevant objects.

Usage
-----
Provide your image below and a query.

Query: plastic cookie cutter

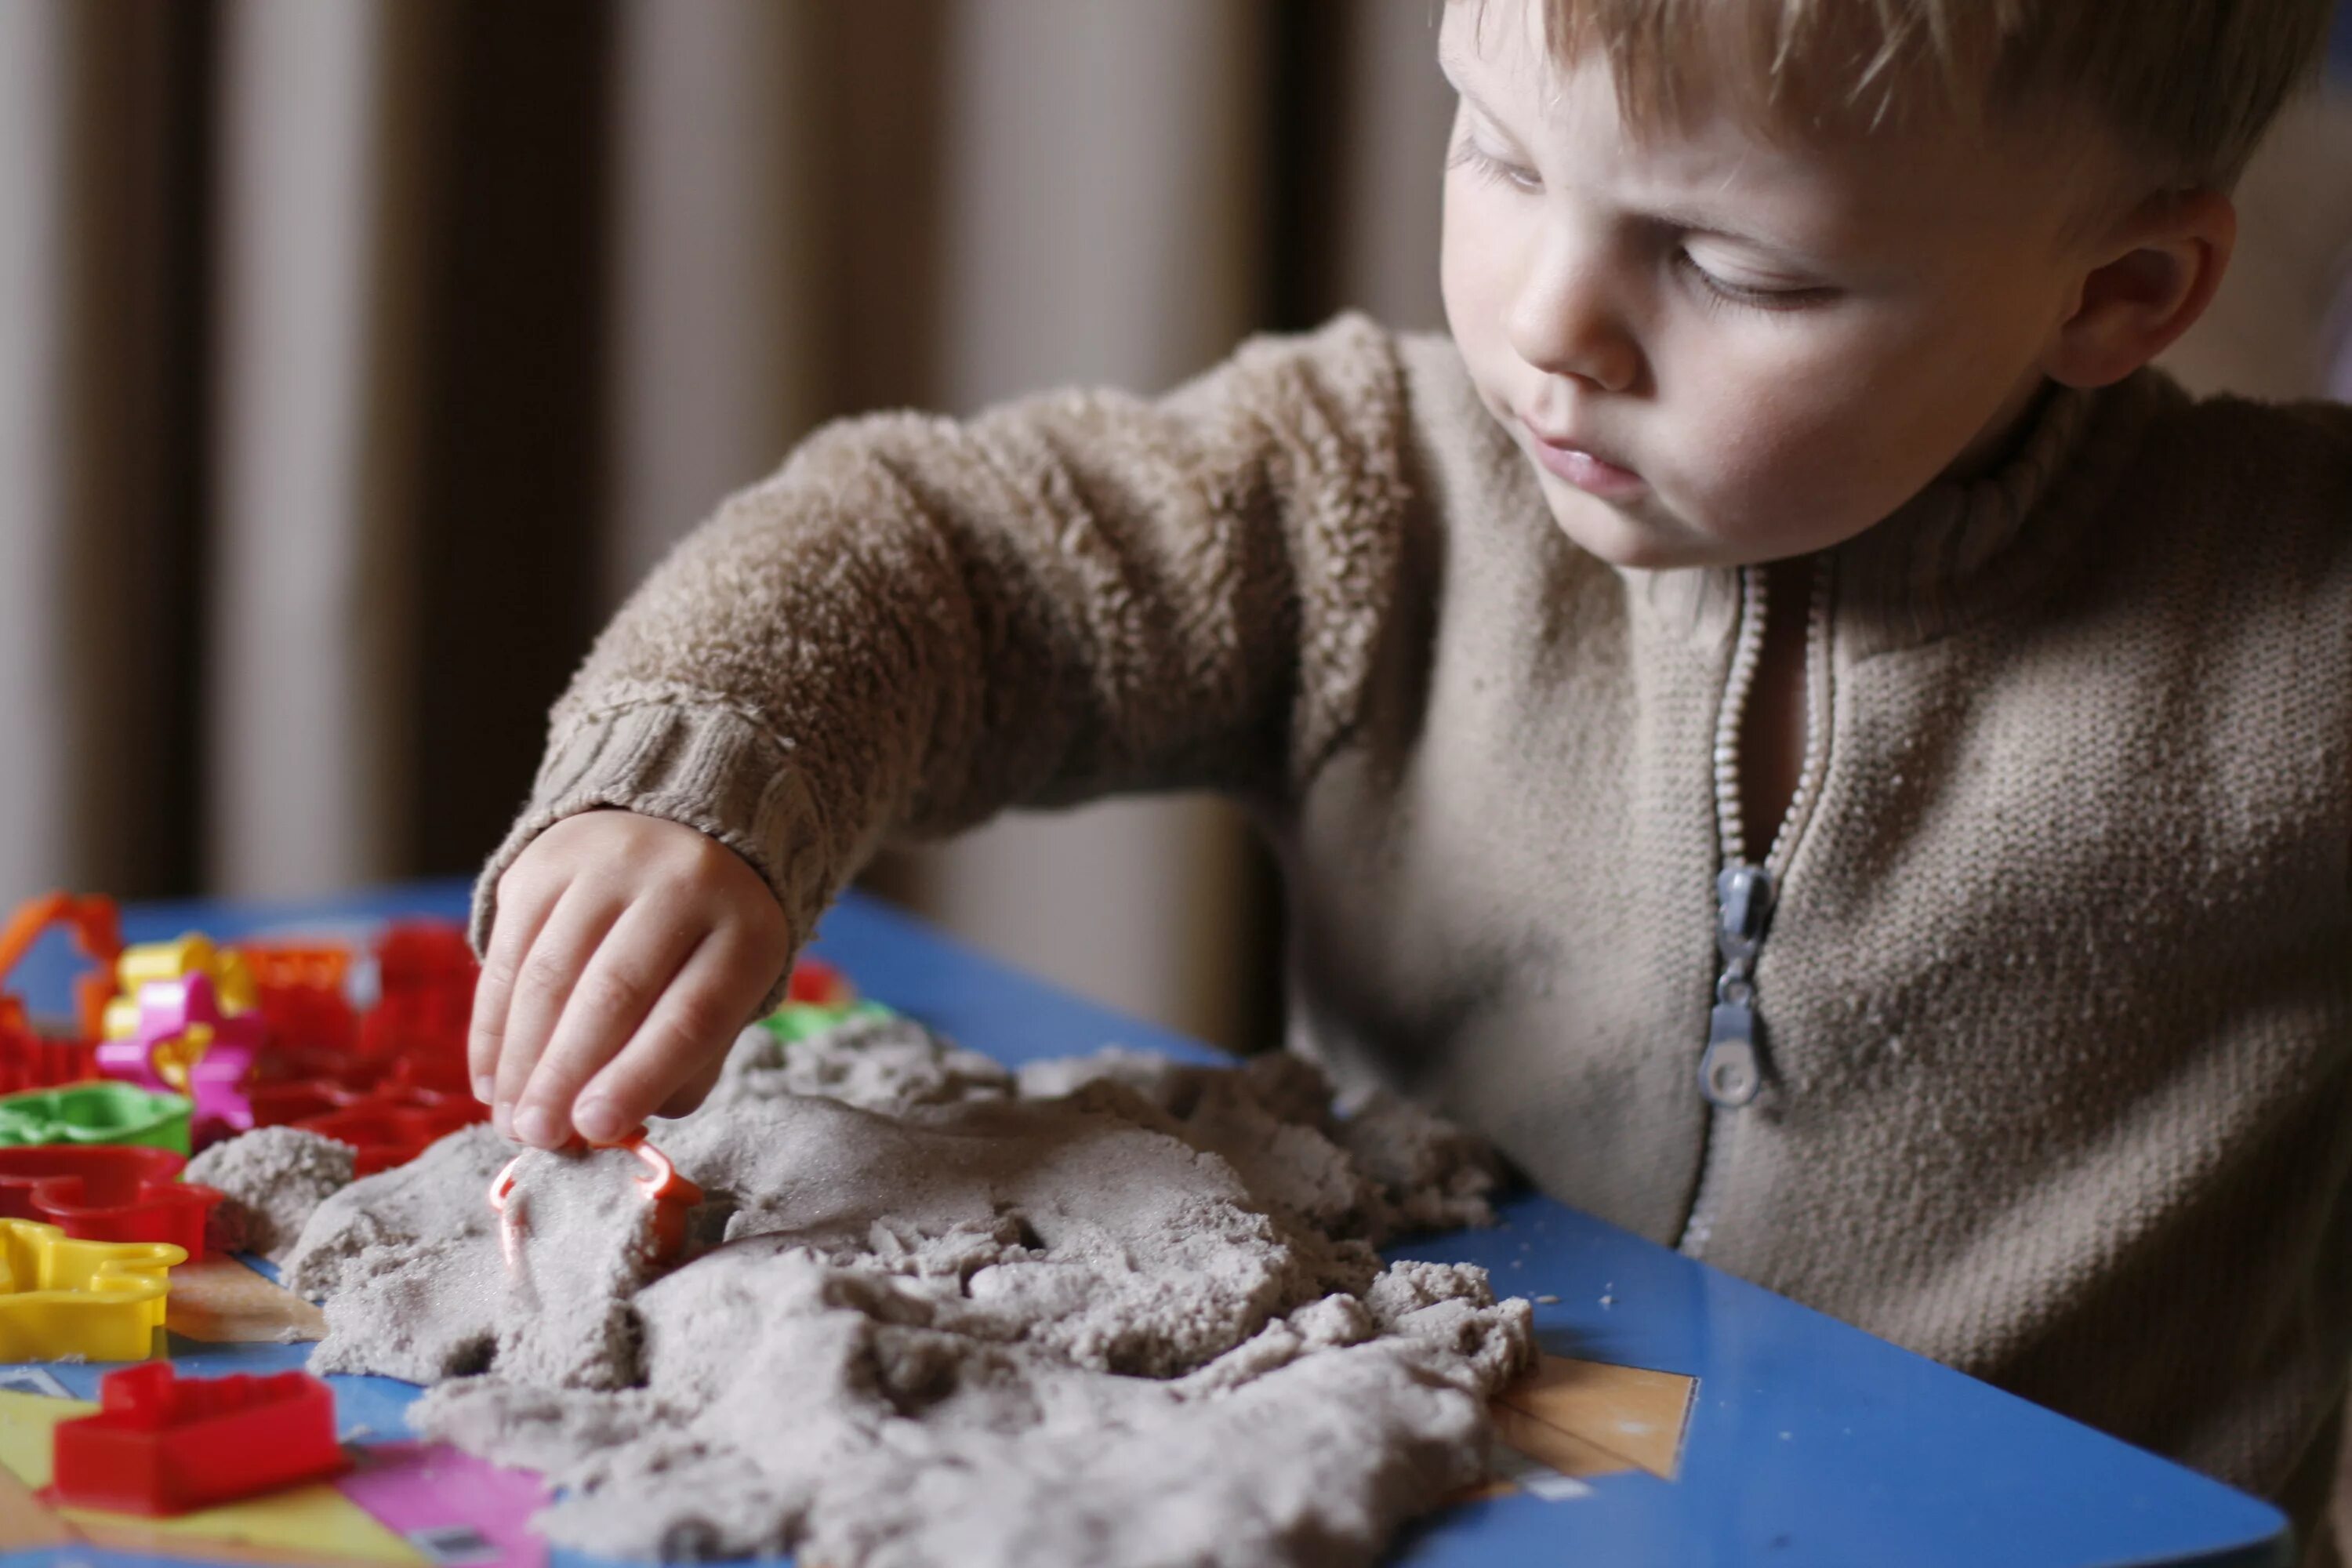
[50,1362,345,1515]
[488,1127,703,1272]
[101,933,258,1042]
[759,998,892,1047]
[245,1076,367,1129]
[784,955,855,1008]
[236,941,360,1065]
[757,957,874,1046]
[0,1082,194,1155]
[0,892,125,1094]
[0,999,101,1102]
[296,1087,487,1177]
[0,1218,182,1360]
[362,921,478,1080]
[235,942,350,994]
[0,891,125,1048]
[94,971,262,1142]
[0,1146,221,1255]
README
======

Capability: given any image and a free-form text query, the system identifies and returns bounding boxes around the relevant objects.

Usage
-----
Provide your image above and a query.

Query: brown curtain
[3,0,2342,1052]
[1,0,1456,1051]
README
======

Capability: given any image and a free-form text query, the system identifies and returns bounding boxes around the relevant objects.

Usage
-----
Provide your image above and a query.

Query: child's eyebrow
[1438,47,1838,268]
[1434,43,1497,116]
[1628,202,1830,266]
[1437,50,1533,154]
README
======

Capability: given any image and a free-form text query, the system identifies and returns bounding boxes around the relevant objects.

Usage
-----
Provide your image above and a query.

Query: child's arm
[467,317,1418,1148]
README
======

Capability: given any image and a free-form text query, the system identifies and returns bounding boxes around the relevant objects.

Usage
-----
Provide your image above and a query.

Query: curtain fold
[908,0,1271,1049]
[604,0,826,604]
[207,0,444,896]
[0,0,74,902]
[1,0,209,901]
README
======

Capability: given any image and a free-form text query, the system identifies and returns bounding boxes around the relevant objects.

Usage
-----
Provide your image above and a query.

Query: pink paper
[335,1440,549,1568]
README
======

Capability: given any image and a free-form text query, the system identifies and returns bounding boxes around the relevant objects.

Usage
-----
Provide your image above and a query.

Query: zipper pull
[1716,862,1773,958]
[1700,863,1775,1108]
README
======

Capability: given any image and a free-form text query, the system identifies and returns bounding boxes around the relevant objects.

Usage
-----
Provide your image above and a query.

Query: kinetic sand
[261,1014,1533,1566]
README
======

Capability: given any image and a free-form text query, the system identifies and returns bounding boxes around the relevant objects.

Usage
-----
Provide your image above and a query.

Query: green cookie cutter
[757,999,894,1046]
[0,1083,194,1155]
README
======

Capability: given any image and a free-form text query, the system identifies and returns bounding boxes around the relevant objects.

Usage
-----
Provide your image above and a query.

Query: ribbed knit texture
[480,315,2352,1552]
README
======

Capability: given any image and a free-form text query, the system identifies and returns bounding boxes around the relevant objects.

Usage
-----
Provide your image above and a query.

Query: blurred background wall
[1,0,2347,1057]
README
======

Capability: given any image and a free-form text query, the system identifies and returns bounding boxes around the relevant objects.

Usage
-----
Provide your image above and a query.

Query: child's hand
[470,810,790,1149]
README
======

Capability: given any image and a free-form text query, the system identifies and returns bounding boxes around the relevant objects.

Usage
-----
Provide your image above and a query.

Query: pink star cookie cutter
[94,972,262,1139]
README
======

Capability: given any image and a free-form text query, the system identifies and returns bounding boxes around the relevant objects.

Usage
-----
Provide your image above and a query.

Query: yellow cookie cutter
[0,1218,182,1360]
[102,934,257,1042]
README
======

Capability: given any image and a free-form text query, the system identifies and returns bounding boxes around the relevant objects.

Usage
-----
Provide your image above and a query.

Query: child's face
[1439,2,2117,571]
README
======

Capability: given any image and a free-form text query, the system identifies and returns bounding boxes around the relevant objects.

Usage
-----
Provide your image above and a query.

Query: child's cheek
[1672,358,1907,555]
[1439,180,1544,402]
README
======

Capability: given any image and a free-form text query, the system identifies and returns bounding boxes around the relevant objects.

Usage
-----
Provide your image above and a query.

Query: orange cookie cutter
[486,1127,701,1272]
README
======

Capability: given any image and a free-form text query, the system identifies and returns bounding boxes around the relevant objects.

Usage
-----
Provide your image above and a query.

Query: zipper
[1676,554,1834,1257]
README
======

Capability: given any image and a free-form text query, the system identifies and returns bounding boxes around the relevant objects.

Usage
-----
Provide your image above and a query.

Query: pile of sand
[270,1014,1534,1567]
[187,1123,357,1261]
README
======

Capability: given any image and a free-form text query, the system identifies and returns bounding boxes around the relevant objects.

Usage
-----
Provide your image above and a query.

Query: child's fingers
[510,902,707,1149]
[469,866,564,1102]
[652,1049,730,1121]
[570,927,778,1144]
[490,887,623,1140]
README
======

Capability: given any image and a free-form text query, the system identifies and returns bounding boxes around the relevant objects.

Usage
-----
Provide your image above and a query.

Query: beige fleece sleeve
[470,314,1417,1000]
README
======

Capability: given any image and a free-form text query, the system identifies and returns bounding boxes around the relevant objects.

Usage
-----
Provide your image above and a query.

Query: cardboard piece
[1491,1354,1696,1482]
[166,1256,325,1344]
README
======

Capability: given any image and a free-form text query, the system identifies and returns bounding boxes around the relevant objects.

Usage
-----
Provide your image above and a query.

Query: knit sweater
[477,315,2352,1545]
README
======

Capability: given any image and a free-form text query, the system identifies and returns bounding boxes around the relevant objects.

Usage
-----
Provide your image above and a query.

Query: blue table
[2,882,2292,1568]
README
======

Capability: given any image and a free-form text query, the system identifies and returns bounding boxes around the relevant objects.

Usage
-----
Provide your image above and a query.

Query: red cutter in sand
[487,1128,702,1272]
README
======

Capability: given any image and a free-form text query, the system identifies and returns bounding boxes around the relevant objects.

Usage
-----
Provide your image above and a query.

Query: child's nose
[1506,238,1642,394]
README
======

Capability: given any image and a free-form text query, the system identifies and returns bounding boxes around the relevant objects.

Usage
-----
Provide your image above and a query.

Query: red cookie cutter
[0,1003,100,1101]
[360,921,477,1082]
[237,942,359,1065]
[296,1090,487,1178]
[785,956,854,1008]
[246,1047,468,1116]
[488,1128,702,1272]
[50,1362,345,1515]
[244,1077,369,1128]
[0,1145,222,1256]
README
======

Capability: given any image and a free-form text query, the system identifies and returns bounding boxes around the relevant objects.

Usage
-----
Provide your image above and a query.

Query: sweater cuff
[469,700,837,1018]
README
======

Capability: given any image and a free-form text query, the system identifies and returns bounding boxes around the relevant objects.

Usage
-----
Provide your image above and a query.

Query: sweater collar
[1630,368,2169,653]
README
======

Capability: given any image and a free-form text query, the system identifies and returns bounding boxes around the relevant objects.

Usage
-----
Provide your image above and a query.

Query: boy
[467,0,2352,1552]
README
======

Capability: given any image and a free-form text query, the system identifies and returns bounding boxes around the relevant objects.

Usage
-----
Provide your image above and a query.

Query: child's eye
[1675,249,1835,313]
[1447,136,1541,194]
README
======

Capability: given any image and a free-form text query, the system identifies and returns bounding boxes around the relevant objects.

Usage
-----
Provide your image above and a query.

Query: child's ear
[2045,188,2236,389]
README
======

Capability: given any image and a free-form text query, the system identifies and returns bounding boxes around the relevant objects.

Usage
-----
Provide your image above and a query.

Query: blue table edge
[0,877,2296,1568]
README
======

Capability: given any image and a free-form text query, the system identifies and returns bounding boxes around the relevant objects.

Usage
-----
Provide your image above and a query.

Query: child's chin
[1544,497,1715,573]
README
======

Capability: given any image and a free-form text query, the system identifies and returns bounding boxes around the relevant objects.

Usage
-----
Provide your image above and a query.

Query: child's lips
[1519,419,1646,500]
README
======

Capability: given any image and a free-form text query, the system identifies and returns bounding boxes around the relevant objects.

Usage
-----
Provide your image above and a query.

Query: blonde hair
[1490,0,2337,187]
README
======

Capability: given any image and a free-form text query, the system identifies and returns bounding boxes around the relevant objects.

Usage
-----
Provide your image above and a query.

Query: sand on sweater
[277,1015,1535,1568]
[186,1124,358,1262]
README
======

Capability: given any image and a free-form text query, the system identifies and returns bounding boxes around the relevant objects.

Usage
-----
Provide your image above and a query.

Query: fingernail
[575,1098,620,1144]
[513,1104,558,1149]
[474,1076,494,1105]
[493,1101,514,1139]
